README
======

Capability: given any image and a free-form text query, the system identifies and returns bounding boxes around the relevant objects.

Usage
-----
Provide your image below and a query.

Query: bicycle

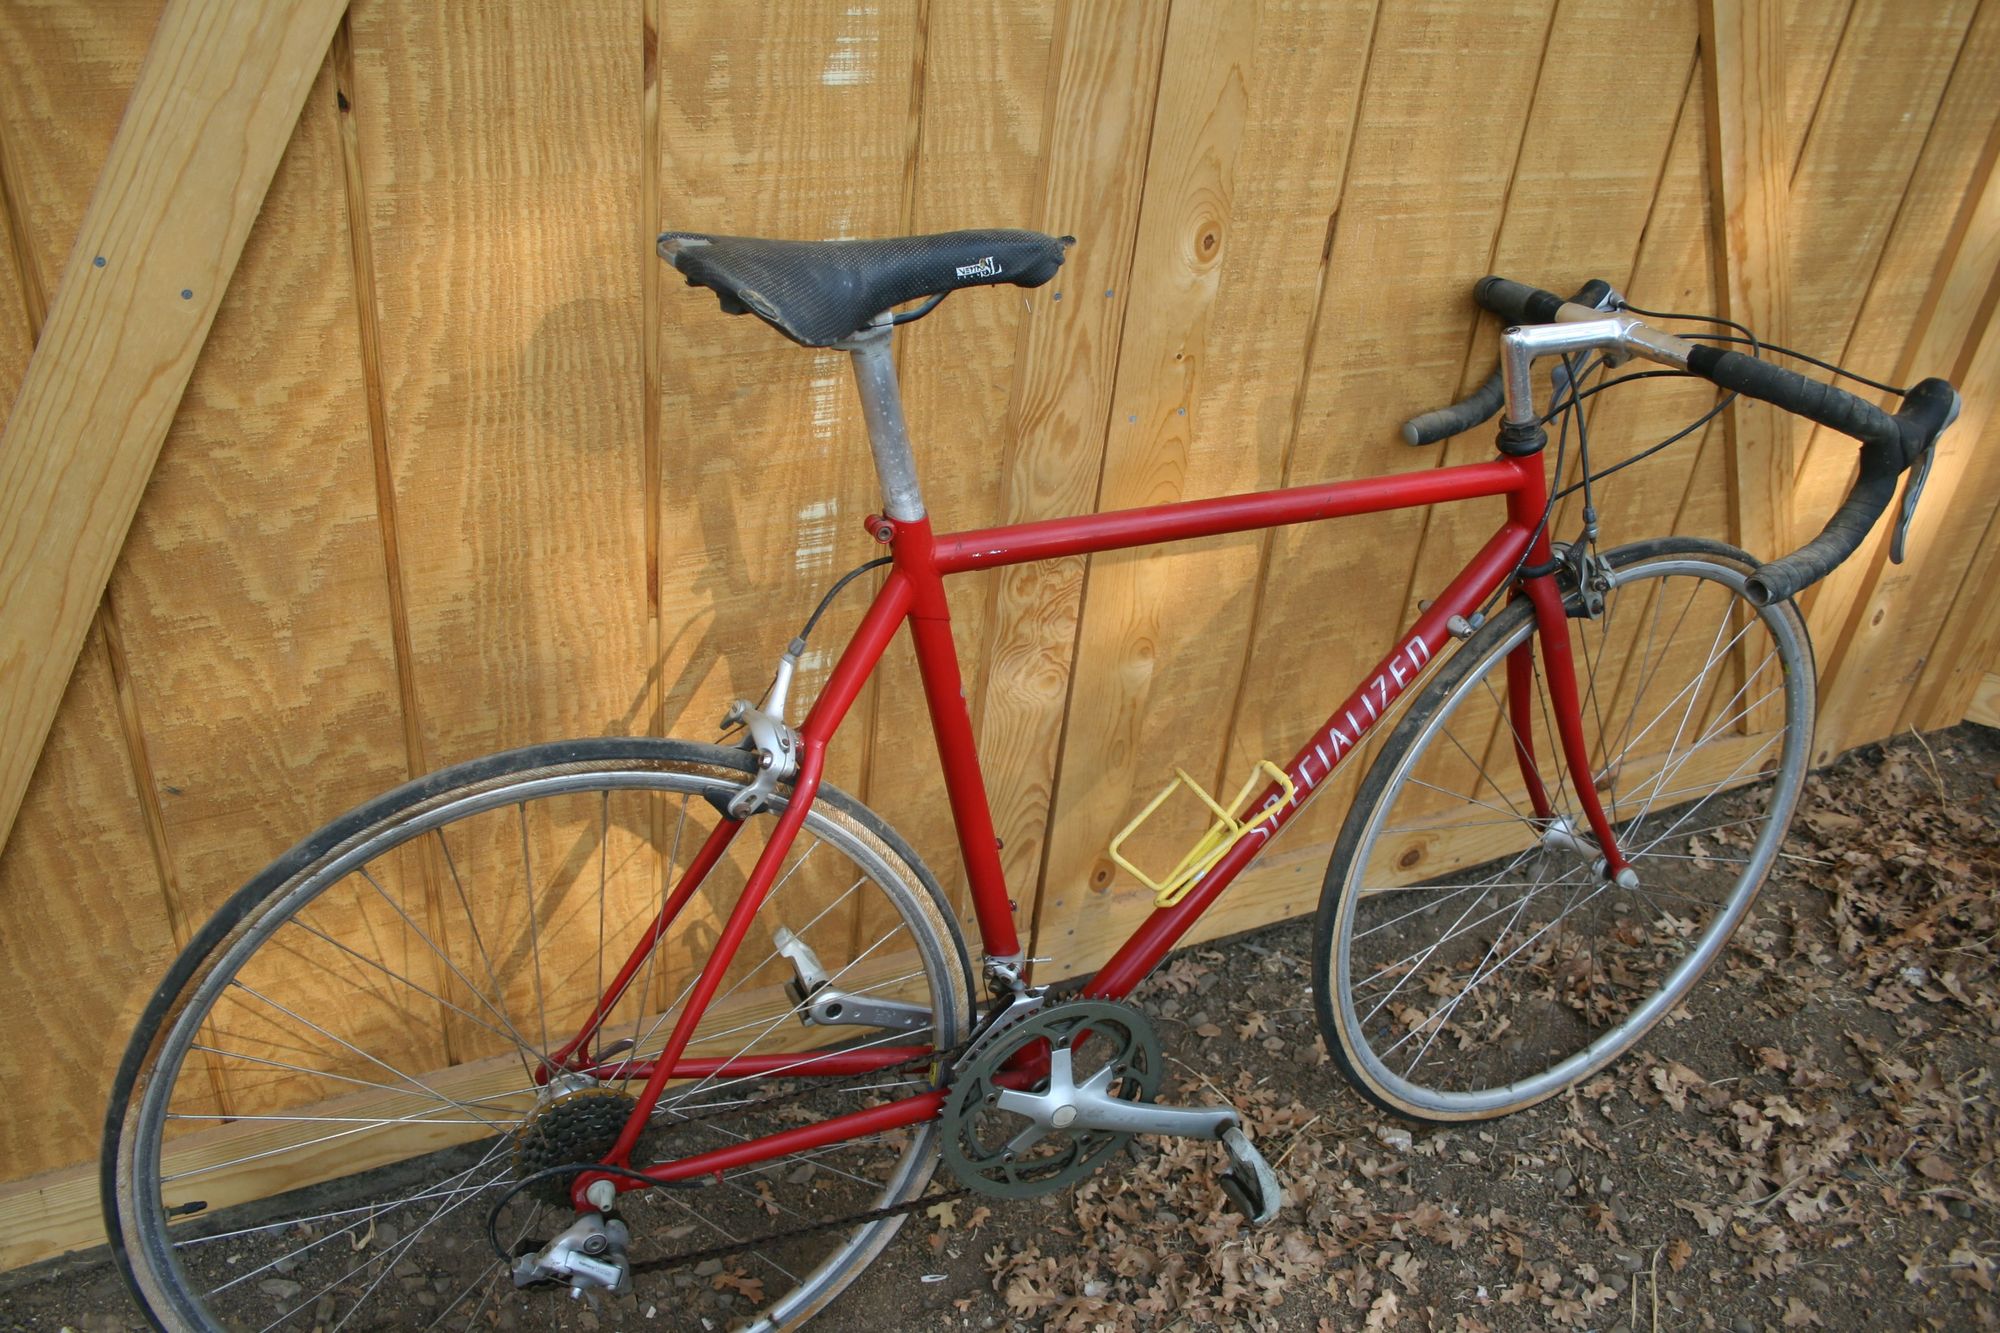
[101,226,1962,1331]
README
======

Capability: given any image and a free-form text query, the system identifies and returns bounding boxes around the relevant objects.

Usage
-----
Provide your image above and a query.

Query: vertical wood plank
[652,1,917,776]
[1902,474,2000,730]
[353,0,650,765]
[867,0,1055,931]
[1207,0,1561,951]
[1031,0,1261,972]
[106,57,413,965]
[1789,5,2000,758]
[1700,0,1793,735]
[971,0,1173,969]
[649,2,920,988]
[0,203,29,407]
[1782,0,1981,606]
[1815,241,2000,751]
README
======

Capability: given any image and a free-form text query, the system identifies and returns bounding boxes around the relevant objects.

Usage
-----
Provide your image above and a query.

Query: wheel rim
[1332,554,1811,1117]
[118,754,967,1331]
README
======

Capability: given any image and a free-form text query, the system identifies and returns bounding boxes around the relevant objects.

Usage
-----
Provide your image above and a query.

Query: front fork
[1505,560,1633,881]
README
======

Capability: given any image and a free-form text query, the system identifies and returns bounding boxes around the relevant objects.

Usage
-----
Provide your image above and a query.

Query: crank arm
[991,1049,1238,1139]
[776,926,933,1033]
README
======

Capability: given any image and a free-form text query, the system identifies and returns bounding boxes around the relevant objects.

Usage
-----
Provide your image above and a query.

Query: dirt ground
[6,725,1996,1332]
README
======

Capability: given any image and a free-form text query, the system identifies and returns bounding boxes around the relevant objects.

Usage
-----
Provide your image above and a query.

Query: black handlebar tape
[1403,280,1618,445]
[1473,275,1568,325]
[1685,345,1931,606]
[1402,370,1504,445]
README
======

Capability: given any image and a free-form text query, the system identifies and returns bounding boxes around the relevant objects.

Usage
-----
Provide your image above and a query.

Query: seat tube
[842,320,926,522]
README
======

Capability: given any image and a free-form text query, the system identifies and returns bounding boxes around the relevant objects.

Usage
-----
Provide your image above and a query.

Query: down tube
[1084,520,1534,999]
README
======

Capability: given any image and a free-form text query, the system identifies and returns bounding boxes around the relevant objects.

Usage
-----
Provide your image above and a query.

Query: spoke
[182,1169,514,1250]
[1406,776,1527,825]
[1380,813,1530,835]
[617,838,829,1081]
[348,866,550,1072]
[424,1257,503,1331]
[1622,681,1780,847]
[258,1138,513,1333]
[322,1146,515,1333]
[1613,613,1755,831]
[1399,873,1555,1073]
[1603,577,1701,784]
[1357,860,1566,1028]
[284,914,545,1068]
[1363,877,1592,894]
[656,937,922,1112]
[202,1156,512,1295]
[1628,730,1783,862]
[162,1107,497,1187]
[653,1022,937,1118]
[225,982,511,1126]
[684,872,870,1032]
[630,794,690,1074]
[166,1112,495,1127]
[519,802,552,1063]
[1354,856,1595,1010]
[186,1043,521,1118]
[434,828,536,1085]
[1354,845,1541,947]
[660,1106,882,1193]
[1384,878,1612,1067]
[1439,706,1536,828]
[665,958,921,1055]
[651,1185,802,1286]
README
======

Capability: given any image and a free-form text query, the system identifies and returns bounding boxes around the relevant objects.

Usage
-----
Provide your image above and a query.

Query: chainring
[939,998,1162,1200]
[513,1085,637,1204]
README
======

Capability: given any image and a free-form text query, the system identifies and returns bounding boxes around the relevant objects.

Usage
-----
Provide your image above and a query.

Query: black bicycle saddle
[657,228,1072,347]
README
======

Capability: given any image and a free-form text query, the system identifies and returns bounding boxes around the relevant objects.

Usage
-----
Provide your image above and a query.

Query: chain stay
[605,1041,972,1277]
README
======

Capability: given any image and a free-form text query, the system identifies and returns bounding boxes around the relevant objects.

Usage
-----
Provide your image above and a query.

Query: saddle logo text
[955,256,1001,279]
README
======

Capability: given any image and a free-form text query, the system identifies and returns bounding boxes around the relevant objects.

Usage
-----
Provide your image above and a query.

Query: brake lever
[1889,379,1962,564]
[1890,446,1933,564]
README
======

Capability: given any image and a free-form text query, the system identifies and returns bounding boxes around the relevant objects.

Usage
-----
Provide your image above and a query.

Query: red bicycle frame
[573,443,1631,1198]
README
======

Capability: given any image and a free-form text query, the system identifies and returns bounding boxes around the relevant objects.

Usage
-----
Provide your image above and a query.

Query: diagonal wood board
[0,0,349,853]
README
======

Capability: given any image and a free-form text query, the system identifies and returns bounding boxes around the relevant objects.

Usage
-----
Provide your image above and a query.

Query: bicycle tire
[1313,537,1814,1122]
[103,737,974,1331]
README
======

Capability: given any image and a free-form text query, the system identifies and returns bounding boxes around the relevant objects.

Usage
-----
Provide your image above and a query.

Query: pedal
[1217,1125,1283,1224]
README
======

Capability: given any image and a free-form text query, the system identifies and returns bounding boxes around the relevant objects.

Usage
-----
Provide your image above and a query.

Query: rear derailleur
[511,1210,631,1300]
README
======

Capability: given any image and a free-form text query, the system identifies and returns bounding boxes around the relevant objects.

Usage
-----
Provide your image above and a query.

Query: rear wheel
[105,738,972,1331]
[1314,538,1813,1121]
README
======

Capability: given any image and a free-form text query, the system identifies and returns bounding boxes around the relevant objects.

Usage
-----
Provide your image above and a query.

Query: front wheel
[1314,537,1814,1122]
[104,738,973,1331]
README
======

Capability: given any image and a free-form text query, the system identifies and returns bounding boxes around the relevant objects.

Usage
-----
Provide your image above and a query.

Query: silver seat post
[839,319,926,523]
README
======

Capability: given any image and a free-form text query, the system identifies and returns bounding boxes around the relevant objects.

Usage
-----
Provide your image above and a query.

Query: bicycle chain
[614,1041,976,1278]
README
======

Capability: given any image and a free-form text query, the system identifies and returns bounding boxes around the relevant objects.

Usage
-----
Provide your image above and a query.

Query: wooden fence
[2,0,1998,1265]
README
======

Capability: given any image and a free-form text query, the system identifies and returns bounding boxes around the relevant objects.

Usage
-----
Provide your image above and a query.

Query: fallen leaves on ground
[949,731,1999,1333]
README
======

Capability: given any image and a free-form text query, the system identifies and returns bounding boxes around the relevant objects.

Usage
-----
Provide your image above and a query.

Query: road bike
[102,226,1961,1330]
